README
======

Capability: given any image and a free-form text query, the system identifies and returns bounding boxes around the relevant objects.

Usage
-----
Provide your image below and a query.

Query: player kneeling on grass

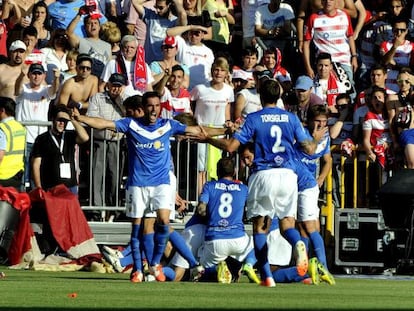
[195,157,256,283]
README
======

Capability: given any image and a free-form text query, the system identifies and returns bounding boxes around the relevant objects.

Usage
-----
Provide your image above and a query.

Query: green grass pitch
[1,267,414,310]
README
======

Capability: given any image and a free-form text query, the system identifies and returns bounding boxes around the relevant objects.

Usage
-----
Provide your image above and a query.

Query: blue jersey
[294,128,330,191]
[200,179,248,241]
[115,117,186,187]
[234,107,312,172]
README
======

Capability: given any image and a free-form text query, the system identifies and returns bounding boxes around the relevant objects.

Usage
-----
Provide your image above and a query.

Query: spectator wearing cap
[100,35,154,98]
[167,24,214,91]
[86,72,127,209]
[150,36,190,89]
[15,63,61,189]
[286,75,323,125]
[67,9,112,78]
[233,69,261,124]
[0,40,27,99]
[57,53,98,113]
[130,0,186,63]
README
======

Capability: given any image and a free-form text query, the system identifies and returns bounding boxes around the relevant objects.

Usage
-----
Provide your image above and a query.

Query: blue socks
[309,231,327,267]
[130,224,142,272]
[244,249,257,267]
[142,232,155,264]
[169,230,198,267]
[253,233,272,280]
[163,266,176,281]
[151,224,170,266]
[283,228,302,247]
[272,266,307,283]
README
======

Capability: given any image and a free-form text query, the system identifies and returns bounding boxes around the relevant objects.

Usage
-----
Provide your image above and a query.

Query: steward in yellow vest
[0,97,26,190]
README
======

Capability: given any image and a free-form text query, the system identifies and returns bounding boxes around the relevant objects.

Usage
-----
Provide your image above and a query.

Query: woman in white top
[41,29,71,84]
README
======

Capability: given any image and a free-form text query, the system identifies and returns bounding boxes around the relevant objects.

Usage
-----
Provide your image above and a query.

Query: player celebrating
[74,91,221,283]
[201,79,325,287]
[197,156,255,283]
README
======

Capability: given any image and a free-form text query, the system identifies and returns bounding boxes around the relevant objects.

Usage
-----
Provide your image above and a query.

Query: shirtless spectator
[57,53,98,112]
[0,40,27,99]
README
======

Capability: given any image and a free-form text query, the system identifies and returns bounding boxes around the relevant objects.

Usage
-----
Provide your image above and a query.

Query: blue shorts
[399,129,414,148]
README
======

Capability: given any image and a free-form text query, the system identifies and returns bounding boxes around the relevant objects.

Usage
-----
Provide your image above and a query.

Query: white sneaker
[103,246,124,259]
[145,274,156,282]
[190,265,205,282]
[294,241,309,277]
[102,251,125,273]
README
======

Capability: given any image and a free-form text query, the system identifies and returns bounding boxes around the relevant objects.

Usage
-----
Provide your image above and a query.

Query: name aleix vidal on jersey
[214,183,241,191]
[260,114,289,122]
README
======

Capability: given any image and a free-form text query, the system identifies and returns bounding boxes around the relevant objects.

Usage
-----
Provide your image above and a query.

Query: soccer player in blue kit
[201,79,326,287]
[295,105,335,285]
[74,91,218,283]
[196,156,255,283]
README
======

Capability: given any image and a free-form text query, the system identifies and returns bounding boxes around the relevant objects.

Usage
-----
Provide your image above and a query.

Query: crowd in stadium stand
[1,0,414,284]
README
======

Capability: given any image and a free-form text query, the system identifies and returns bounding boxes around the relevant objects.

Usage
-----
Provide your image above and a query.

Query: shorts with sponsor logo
[170,224,206,269]
[246,168,298,220]
[125,184,172,219]
[297,185,320,222]
[267,228,292,266]
[199,234,253,268]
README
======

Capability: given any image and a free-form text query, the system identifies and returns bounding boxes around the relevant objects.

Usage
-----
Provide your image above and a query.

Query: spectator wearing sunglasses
[167,24,214,91]
[380,17,414,92]
[31,104,89,193]
[57,53,98,113]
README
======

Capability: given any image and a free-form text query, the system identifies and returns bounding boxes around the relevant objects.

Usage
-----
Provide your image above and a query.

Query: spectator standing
[31,104,89,194]
[150,36,190,89]
[156,64,192,119]
[286,75,323,125]
[312,53,347,110]
[191,57,234,191]
[0,96,26,190]
[303,0,358,85]
[67,11,112,78]
[380,17,414,93]
[57,53,98,112]
[167,24,215,90]
[40,29,72,84]
[48,0,107,38]
[86,73,127,207]
[100,35,154,98]
[15,63,60,189]
[131,0,186,63]
[0,40,27,99]
[202,0,235,54]
[254,0,294,54]
[30,1,51,49]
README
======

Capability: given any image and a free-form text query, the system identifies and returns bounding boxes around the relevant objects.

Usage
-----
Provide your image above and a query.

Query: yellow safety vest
[0,118,26,180]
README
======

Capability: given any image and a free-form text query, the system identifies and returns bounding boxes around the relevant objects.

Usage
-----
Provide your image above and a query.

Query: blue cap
[295,75,314,90]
